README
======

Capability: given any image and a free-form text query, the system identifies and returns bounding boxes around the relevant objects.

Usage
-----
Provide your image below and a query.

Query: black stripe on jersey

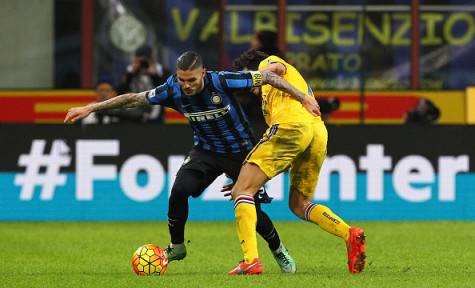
[161,84,178,110]
[223,73,253,80]
[218,73,251,91]
[218,73,253,91]
[180,91,218,152]
[218,74,229,91]
[157,83,168,94]
[194,84,232,154]
[207,74,245,153]
[223,113,244,152]
[217,75,257,146]
[169,76,182,109]
[171,86,181,112]
[230,92,256,144]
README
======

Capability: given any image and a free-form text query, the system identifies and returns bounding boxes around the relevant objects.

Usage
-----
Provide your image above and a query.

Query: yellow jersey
[258,55,318,126]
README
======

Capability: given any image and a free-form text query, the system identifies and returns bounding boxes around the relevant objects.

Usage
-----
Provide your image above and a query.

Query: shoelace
[275,252,290,265]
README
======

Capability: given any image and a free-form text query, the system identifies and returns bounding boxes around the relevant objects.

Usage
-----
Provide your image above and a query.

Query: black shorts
[175,146,248,198]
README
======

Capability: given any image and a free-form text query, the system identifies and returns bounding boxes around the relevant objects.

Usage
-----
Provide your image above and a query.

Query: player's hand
[221,183,273,204]
[302,95,321,117]
[64,106,92,123]
[221,182,234,199]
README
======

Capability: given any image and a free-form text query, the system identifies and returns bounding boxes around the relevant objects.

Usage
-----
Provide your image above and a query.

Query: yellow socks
[305,203,350,240]
[234,195,258,263]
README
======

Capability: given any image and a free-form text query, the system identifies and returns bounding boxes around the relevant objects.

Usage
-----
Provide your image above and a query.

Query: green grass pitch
[1,221,474,288]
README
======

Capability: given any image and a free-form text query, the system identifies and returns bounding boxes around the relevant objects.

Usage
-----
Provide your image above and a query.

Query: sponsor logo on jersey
[183,105,231,122]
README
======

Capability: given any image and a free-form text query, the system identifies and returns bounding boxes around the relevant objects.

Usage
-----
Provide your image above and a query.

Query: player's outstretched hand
[64,106,92,123]
[302,96,321,117]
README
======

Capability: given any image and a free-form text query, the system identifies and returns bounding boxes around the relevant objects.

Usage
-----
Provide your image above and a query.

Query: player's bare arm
[260,71,321,117]
[64,91,149,123]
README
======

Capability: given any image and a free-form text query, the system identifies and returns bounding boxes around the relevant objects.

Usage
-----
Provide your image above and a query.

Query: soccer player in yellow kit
[227,49,366,275]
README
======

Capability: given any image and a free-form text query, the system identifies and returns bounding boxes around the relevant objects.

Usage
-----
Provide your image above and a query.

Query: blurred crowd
[86,30,439,126]
[83,45,170,125]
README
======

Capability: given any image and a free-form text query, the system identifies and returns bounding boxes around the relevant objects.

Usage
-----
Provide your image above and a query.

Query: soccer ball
[131,244,168,276]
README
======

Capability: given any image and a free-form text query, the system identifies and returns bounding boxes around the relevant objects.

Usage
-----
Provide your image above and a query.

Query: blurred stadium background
[1,0,475,286]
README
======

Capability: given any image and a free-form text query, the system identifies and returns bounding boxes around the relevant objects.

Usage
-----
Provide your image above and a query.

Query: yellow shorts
[245,120,327,197]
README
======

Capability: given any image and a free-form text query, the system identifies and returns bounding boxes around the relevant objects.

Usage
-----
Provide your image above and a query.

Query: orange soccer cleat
[346,227,366,273]
[228,258,263,275]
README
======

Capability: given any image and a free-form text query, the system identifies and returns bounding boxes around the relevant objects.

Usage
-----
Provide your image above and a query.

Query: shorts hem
[244,159,274,179]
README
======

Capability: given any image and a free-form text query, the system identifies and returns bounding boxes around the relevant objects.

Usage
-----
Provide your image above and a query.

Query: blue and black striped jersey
[146,71,262,154]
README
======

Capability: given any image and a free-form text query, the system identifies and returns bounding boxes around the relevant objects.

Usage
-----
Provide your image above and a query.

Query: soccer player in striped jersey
[226,49,366,275]
[64,51,319,273]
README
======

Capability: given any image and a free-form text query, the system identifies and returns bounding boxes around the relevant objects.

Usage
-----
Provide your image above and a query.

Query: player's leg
[222,154,281,252]
[288,121,349,235]
[223,153,296,273]
[229,162,268,272]
[229,124,307,274]
[289,187,351,240]
[254,202,280,251]
[255,200,296,273]
[289,187,366,273]
[288,141,351,239]
[166,150,220,261]
[288,121,366,273]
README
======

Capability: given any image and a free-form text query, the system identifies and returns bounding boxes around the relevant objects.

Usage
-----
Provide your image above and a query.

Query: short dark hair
[232,49,269,71]
[176,51,203,71]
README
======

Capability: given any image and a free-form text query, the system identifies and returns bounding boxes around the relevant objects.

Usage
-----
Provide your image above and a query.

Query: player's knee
[168,181,196,220]
[170,181,194,201]
[231,163,267,198]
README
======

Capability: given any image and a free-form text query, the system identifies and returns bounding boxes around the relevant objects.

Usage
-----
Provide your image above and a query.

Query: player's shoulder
[206,70,223,82]
[166,74,179,85]
[206,70,224,86]
[152,75,179,98]
[206,71,247,92]
[258,55,287,70]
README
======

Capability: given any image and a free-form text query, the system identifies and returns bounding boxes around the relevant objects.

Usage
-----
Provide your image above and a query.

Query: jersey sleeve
[146,76,176,107]
[218,71,263,90]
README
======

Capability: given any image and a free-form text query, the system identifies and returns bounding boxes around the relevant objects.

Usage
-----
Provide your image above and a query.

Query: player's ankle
[170,242,185,248]
[272,242,284,254]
